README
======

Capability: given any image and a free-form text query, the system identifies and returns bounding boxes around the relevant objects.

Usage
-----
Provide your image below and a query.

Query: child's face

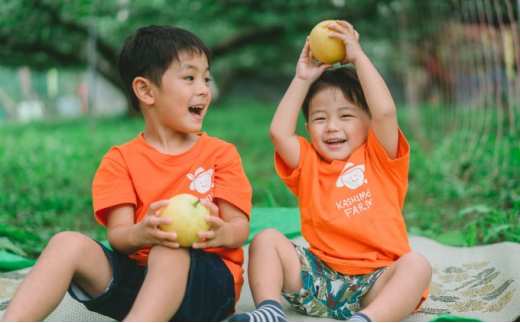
[305,88,371,163]
[152,53,211,134]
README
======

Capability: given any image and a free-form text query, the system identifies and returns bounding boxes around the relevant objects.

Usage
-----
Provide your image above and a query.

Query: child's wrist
[352,52,369,66]
[220,223,234,247]
[129,223,144,249]
[293,76,314,87]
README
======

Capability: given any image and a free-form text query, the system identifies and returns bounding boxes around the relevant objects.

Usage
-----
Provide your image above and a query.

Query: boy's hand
[327,20,364,65]
[191,200,232,249]
[296,37,332,83]
[135,200,180,249]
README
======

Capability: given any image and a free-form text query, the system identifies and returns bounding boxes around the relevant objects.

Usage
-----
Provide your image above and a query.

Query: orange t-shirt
[275,128,428,306]
[92,132,252,305]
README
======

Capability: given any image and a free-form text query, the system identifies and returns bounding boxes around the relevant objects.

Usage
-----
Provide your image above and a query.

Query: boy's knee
[250,228,285,246]
[47,231,93,252]
[249,229,295,256]
[148,245,190,263]
[404,252,432,278]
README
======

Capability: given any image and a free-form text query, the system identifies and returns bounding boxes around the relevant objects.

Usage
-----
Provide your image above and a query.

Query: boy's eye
[205,77,212,83]
[341,114,353,118]
[184,76,194,81]
[313,117,326,122]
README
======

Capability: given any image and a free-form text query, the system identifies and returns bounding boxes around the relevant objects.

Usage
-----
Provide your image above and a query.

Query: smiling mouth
[325,139,346,145]
[188,105,203,116]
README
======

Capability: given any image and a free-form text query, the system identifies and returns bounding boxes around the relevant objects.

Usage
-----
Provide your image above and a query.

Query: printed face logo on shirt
[187,167,214,194]
[336,162,367,189]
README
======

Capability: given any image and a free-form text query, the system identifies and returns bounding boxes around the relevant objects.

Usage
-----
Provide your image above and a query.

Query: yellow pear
[309,20,346,64]
[158,194,210,247]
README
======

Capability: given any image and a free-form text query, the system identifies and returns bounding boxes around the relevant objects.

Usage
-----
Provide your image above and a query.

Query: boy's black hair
[302,66,371,122]
[117,25,211,111]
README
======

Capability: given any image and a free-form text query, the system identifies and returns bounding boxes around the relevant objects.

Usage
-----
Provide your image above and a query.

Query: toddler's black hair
[302,66,370,122]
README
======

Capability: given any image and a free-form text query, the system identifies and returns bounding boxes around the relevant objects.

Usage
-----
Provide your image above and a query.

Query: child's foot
[228,299,287,322]
[347,312,371,322]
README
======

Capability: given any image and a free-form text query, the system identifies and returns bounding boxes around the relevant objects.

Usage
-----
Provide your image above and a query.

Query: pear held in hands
[158,194,210,247]
[309,20,346,64]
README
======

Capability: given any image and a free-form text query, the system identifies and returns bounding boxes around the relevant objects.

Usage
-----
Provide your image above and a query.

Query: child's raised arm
[329,20,399,159]
[270,38,331,169]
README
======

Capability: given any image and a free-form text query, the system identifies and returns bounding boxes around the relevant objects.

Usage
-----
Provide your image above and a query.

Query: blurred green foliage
[0,0,467,96]
[1,99,518,259]
[400,106,520,247]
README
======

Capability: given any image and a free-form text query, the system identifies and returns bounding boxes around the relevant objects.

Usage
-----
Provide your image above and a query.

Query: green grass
[0,98,518,259]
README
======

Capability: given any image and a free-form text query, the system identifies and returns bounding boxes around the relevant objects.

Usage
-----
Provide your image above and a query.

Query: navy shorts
[68,241,235,321]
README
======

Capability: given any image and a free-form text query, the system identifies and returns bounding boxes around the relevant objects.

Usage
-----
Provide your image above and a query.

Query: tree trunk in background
[18,68,36,101]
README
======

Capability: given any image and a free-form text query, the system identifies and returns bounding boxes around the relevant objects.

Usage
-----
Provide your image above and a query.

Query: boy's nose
[197,81,210,96]
[326,120,339,132]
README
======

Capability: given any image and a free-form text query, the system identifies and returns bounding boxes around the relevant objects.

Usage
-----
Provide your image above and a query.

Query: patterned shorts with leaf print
[282,243,386,320]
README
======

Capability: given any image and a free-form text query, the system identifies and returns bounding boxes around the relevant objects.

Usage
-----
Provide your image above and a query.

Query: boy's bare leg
[123,245,190,322]
[228,229,302,322]
[2,232,113,322]
[249,229,302,303]
[359,252,432,322]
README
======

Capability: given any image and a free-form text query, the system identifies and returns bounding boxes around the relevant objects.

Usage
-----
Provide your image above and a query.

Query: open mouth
[188,105,204,117]
[325,139,346,145]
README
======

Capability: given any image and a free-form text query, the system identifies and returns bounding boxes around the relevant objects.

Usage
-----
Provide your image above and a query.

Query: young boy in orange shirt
[3,25,252,322]
[229,20,431,322]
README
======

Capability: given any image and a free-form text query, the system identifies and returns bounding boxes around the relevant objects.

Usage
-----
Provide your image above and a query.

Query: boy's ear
[132,77,155,105]
[305,122,310,133]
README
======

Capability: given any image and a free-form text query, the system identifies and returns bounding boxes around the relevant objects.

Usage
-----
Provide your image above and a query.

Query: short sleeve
[92,148,137,226]
[212,144,252,219]
[274,136,310,197]
[366,127,410,188]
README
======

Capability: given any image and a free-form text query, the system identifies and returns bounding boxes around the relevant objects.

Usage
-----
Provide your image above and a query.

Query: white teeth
[326,139,344,144]
[190,106,203,109]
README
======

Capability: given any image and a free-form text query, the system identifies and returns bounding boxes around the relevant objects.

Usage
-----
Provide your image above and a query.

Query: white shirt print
[336,162,368,189]
[187,167,214,194]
